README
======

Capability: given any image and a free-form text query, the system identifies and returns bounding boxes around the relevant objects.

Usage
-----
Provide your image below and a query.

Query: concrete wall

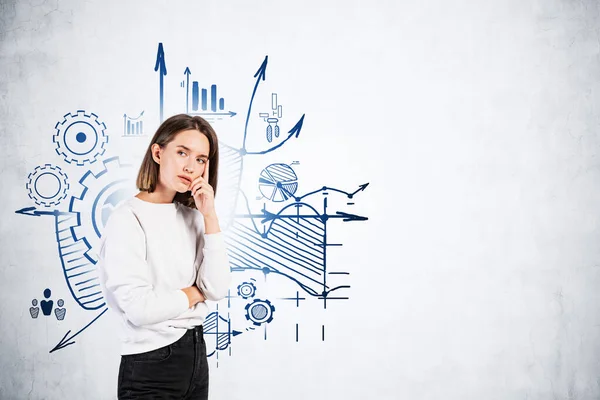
[1,0,600,399]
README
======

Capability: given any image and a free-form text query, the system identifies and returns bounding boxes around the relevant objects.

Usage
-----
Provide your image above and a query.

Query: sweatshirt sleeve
[195,232,232,301]
[100,207,190,326]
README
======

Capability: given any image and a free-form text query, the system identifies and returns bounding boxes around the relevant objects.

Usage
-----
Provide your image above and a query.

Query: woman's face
[153,129,210,193]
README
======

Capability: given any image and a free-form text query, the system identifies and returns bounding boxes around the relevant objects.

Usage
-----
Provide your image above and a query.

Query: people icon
[29,289,66,320]
[54,299,66,321]
[30,299,40,319]
[40,288,54,316]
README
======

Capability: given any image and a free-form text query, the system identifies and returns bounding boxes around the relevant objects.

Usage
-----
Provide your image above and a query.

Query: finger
[191,182,213,195]
[203,160,210,181]
[189,176,206,188]
[193,185,214,195]
[194,188,213,198]
[192,185,203,196]
[190,182,202,192]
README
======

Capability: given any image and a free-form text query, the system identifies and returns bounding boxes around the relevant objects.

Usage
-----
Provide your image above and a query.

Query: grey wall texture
[1,0,600,399]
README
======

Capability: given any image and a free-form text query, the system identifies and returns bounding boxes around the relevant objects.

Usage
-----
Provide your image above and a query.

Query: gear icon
[237,282,257,299]
[53,110,108,166]
[244,299,275,326]
[26,164,70,207]
[69,156,136,263]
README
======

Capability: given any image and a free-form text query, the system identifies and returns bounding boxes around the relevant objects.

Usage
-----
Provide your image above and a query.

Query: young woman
[98,114,231,399]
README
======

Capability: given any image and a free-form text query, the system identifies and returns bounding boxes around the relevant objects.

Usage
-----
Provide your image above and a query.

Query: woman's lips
[178,176,191,185]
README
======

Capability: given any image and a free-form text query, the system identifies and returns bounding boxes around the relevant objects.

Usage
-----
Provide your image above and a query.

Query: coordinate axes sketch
[16,43,369,363]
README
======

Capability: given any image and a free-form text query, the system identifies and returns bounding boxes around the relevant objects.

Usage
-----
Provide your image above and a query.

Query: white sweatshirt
[97,196,231,355]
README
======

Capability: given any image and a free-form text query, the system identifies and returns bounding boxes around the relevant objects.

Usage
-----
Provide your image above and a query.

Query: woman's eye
[197,158,206,164]
[178,151,186,156]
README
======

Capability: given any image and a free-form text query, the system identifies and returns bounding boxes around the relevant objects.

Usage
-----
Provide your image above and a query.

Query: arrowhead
[232,330,243,337]
[358,183,369,191]
[254,56,268,81]
[229,111,237,117]
[260,210,276,223]
[140,110,145,116]
[336,211,368,222]
[49,330,75,353]
[288,114,305,138]
[184,67,191,75]
[154,42,167,75]
[15,207,39,217]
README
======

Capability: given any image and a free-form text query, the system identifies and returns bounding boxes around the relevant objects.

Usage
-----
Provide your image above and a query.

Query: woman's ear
[151,143,161,164]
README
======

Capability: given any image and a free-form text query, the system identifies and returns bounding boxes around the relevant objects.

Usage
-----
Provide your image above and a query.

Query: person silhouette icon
[30,299,40,319]
[54,299,66,321]
[40,288,53,316]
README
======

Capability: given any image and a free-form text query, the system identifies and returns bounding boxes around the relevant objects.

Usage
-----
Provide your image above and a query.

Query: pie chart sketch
[258,163,298,202]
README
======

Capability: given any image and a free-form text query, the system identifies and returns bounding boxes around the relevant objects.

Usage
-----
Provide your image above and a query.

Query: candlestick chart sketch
[16,43,369,363]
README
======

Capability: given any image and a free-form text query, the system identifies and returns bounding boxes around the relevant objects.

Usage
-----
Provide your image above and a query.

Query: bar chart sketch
[122,111,145,136]
[180,67,237,120]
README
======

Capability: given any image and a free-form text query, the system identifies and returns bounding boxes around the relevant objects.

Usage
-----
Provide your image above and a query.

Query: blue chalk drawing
[181,67,236,120]
[203,310,242,361]
[227,186,368,310]
[123,111,145,136]
[53,110,108,165]
[258,163,298,202]
[29,290,67,321]
[68,156,135,263]
[40,288,54,316]
[258,93,282,142]
[54,299,67,321]
[17,43,370,358]
[280,291,306,308]
[155,43,167,123]
[26,164,69,207]
[237,281,257,299]
[244,299,275,326]
[30,299,40,319]
[17,154,136,352]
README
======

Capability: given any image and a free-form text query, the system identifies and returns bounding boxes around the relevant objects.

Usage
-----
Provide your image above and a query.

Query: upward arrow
[350,183,370,197]
[254,56,268,81]
[288,114,305,138]
[184,67,191,113]
[243,56,269,150]
[155,43,167,123]
[155,43,167,75]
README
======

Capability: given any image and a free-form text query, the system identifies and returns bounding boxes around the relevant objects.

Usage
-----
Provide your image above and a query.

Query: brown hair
[136,114,219,209]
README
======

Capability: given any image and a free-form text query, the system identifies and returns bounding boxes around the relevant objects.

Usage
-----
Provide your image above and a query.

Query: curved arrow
[245,114,305,155]
[242,56,268,150]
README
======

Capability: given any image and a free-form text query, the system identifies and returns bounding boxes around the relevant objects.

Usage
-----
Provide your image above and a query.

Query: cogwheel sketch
[68,157,136,263]
[237,281,257,299]
[26,164,70,208]
[53,110,108,166]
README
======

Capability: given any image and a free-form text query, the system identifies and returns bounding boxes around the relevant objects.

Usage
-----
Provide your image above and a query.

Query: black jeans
[118,326,208,399]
